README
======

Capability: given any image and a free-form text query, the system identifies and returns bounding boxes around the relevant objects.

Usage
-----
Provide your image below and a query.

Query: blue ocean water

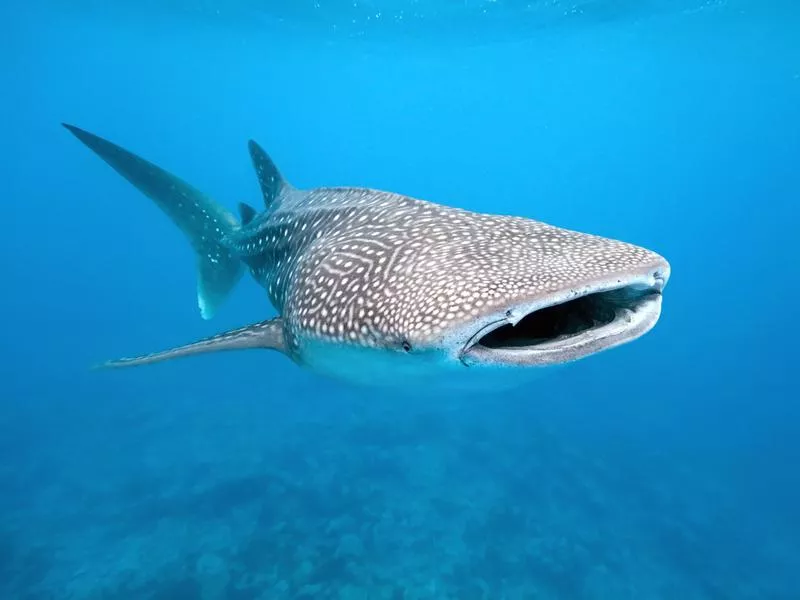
[2,0,799,598]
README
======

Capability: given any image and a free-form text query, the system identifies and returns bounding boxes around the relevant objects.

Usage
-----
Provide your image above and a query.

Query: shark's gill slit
[477,286,657,349]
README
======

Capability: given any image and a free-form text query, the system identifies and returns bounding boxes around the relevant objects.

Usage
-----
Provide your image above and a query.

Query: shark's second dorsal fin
[248,140,291,211]
[238,202,258,226]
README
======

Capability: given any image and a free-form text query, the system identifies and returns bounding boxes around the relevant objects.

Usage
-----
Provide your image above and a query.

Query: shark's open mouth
[462,282,664,366]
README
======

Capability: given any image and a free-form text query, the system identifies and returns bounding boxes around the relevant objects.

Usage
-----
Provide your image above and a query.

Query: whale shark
[64,123,670,388]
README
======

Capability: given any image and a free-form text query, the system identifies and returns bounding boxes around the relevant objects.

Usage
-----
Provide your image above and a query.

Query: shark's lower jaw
[460,281,664,368]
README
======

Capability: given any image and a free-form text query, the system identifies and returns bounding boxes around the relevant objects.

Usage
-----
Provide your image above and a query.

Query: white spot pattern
[229,186,664,354]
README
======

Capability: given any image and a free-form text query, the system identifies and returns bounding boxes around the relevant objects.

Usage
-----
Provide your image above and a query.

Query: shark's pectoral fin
[94,318,287,370]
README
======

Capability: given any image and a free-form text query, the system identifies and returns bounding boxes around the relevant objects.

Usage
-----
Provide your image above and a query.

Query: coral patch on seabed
[0,390,796,599]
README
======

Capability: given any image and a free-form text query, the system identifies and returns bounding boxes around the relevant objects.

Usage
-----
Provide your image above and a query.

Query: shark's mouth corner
[461,282,664,367]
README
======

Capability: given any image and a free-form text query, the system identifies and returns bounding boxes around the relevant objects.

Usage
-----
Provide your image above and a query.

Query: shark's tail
[63,124,244,320]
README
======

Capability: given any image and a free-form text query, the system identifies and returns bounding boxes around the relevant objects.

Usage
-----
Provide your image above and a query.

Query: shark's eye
[401,340,412,352]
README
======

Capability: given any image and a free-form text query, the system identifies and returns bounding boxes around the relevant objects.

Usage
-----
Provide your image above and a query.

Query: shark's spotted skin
[231,188,664,361]
[65,124,671,388]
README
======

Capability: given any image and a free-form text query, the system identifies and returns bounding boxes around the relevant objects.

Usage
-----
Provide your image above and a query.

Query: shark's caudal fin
[63,123,244,320]
[94,318,286,369]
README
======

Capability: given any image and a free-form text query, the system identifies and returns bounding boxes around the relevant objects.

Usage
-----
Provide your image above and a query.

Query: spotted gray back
[228,186,664,355]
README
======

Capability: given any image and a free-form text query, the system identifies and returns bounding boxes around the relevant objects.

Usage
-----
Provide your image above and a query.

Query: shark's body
[64,124,670,389]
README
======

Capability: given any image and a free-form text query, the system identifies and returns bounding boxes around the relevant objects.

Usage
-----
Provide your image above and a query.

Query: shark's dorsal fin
[248,140,290,210]
[93,318,287,369]
[238,202,258,226]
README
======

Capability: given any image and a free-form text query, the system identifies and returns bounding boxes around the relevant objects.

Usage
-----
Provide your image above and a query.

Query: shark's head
[290,207,670,386]
[417,215,669,369]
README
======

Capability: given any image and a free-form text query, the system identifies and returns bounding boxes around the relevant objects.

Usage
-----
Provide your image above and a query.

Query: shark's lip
[459,266,668,367]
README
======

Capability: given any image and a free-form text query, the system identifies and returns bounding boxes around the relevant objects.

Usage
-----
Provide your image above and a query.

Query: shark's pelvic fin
[62,123,244,320]
[94,318,286,370]
[247,139,291,210]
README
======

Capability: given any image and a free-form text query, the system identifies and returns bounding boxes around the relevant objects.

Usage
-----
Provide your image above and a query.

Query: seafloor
[2,374,797,600]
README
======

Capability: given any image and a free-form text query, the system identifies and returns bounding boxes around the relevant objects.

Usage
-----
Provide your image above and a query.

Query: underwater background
[2,0,799,598]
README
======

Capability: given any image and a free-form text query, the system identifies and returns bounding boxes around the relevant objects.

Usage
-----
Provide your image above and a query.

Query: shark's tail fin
[63,124,244,320]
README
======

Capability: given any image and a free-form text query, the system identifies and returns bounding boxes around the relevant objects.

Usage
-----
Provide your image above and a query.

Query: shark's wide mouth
[461,282,663,367]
